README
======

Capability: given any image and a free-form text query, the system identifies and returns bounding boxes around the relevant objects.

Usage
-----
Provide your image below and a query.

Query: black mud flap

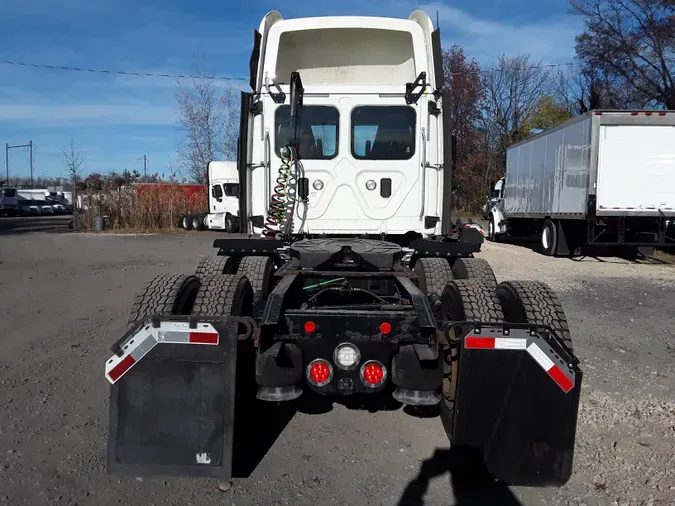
[106,316,253,478]
[449,325,582,487]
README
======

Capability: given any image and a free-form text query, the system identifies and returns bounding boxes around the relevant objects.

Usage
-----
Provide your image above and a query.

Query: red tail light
[307,359,332,387]
[304,321,316,333]
[361,361,386,387]
[380,322,392,335]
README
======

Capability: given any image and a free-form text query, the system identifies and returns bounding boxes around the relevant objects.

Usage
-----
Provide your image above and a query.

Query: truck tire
[496,280,573,352]
[191,214,205,231]
[195,255,235,277]
[540,219,557,256]
[440,279,504,324]
[181,214,193,231]
[191,274,254,317]
[413,258,454,296]
[438,279,504,441]
[451,258,497,286]
[126,273,201,328]
[225,214,236,233]
[237,256,275,297]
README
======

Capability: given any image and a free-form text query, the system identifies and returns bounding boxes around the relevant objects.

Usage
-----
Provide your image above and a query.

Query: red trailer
[136,183,207,211]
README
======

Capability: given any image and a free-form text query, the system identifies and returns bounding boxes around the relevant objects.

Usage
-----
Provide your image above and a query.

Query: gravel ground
[0,232,673,506]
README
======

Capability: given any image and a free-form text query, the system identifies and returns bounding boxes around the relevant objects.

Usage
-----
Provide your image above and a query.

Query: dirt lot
[0,231,674,506]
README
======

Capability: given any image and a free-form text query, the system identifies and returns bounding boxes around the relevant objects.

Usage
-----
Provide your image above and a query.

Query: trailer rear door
[596,125,675,214]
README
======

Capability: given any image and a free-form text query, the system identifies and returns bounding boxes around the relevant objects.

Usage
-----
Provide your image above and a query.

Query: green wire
[303,277,346,291]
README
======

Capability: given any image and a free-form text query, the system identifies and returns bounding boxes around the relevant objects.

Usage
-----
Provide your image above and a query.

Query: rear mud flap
[106,316,253,478]
[449,325,582,487]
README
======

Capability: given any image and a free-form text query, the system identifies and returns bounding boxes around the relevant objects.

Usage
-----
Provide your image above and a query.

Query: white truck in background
[487,110,675,257]
[0,183,18,216]
[180,161,240,232]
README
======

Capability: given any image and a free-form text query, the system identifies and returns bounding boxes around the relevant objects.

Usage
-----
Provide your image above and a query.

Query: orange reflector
[380,322,392,335]
[304,321,316,333]
[362,362,384,386]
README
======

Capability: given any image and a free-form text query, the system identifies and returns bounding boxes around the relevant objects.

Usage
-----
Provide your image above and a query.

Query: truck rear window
[351,106,416,160]
[275,105,338,160]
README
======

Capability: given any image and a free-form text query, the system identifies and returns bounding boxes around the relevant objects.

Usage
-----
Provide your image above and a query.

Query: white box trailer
[487,110,675,256]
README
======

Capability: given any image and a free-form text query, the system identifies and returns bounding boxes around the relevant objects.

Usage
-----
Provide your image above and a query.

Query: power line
[1,56,673,80]
[0,59,248,81]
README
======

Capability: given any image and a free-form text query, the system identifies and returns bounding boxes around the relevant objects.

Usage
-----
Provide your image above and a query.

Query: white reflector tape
[526,343,554,371]
[106,330,158,385]
[495,338,527,350]
[527,342,575,393]
[105,321,221,384]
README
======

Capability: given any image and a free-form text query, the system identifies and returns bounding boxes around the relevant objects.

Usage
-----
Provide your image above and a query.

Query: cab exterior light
[313,179,324,191]
[365,180,377,191]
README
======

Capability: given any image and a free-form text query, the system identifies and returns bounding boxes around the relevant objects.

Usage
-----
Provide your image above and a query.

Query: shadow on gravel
[231,398,297,478]
[0,216,73,235]
[495,234,672,263]
[397,446,523,506]
[231,345,297,478]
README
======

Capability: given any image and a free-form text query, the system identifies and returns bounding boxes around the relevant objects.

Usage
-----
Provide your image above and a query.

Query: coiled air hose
[262,146,295,240]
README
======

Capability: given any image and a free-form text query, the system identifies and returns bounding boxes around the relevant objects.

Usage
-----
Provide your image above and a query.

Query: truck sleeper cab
[242,11,449,241]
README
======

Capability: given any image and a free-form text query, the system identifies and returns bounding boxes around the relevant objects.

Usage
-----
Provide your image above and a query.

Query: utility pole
[5,141,33,187]
[29,141,33,189]
[137,154,147,181]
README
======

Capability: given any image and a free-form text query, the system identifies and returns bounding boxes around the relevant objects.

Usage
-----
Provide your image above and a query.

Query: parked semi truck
[487,110,675,256]
[104,10,582,488]
[0,182,18,216]
[179,161,240,232]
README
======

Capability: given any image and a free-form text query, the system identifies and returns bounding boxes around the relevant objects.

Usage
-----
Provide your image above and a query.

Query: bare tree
[175,64,240,184]
[571,0,675,109]
[62,139,85,228]
[482,54,554,169]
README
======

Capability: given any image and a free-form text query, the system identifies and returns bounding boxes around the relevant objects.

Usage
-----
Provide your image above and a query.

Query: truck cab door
[223,183,240,216]
[211,184,224,212]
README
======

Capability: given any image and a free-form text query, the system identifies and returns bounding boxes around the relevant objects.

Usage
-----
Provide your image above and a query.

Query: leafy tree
[523,96,574,133]
[571,0,675,109]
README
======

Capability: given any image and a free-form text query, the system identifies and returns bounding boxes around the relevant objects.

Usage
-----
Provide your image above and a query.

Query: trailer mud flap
[106,316,252,478]
[450,326,582,487]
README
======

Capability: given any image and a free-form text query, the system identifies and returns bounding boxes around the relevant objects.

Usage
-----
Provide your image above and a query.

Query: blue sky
[0,0,582,181]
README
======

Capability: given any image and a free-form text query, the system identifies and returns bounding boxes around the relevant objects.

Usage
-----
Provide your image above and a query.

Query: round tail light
[360,360,387,388]
[307,359,333,387]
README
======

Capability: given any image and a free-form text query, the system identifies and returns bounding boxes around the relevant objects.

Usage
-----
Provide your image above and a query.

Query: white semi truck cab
[205,161,240,232]
[240,10,454,242]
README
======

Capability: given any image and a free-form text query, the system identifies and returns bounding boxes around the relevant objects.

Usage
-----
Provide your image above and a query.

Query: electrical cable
[2,56,672,80]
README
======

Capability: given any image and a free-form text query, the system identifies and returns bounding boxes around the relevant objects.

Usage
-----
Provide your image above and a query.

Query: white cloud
[420,2,581,64]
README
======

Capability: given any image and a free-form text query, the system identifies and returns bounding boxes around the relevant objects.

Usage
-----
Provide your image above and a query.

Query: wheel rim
[182,217,188,228]
[488,220,494,237]
[542,226,551,250]
[193,218,199,229]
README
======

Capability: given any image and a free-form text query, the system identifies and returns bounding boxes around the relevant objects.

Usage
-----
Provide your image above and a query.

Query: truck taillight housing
[360,360,386,388]
[307,359,332,387]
